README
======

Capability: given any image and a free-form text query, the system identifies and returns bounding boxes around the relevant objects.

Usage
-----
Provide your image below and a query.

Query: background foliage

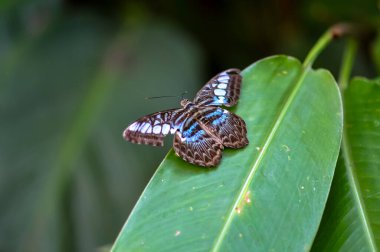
[0,0,379,251]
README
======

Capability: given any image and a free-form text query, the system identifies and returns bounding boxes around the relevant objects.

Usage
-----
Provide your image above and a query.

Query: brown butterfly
[123,69,248,167]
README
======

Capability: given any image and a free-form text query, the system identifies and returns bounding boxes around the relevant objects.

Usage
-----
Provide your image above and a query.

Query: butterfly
[123,69,249,167]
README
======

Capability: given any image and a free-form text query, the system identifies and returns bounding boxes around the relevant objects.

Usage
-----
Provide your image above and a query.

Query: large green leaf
[112,55,343,251]
[312,77,380,251]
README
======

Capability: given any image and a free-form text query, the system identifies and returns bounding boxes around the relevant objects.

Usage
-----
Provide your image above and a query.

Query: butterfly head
[180,99,193,108]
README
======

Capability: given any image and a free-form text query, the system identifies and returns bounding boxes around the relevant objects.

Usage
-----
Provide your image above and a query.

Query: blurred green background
[0,0,379,251]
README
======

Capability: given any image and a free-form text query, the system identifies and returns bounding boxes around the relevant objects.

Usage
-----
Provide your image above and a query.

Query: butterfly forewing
[123,109,180,146]
[173,118,224,167]
[193,68,242,107]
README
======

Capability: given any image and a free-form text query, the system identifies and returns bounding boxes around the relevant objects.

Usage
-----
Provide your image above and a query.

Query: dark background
[0,0,379,251]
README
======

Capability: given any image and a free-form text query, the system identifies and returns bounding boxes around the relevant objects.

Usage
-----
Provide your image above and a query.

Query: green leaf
[312,77,380,251]
[112,55,343,251]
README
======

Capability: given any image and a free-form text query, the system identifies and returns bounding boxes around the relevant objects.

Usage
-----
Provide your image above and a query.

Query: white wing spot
[140,123,150,133]
[218,76,229,82]
[214,89,226,96]
[217,96,225,103]
[153,125,161,134]
[128,122,139,131]
[212,83,217,87]
[154,119,160,125]
[217,83,227,89]
[147,126,152,134]
[162,124,170,135]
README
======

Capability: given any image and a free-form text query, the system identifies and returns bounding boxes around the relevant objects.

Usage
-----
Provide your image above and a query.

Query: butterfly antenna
[144,95,178,100]
[145,91,188,100]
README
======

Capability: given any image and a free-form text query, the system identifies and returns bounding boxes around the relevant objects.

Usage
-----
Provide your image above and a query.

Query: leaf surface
[112,55,343,251]
[312,77,380,251]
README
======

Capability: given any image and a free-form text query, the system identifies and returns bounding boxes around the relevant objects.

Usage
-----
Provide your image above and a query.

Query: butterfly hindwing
[123,109,179,146]
[173,118,224,167]
[193,68,242,107]
[199,107,249,148]
[198,107,248,148]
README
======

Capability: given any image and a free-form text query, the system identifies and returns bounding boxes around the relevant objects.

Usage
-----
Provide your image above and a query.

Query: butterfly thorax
[180,99,193,108]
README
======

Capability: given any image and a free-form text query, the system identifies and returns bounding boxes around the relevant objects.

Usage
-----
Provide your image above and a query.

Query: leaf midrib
[212,60,309,251]
[341,121,377,251]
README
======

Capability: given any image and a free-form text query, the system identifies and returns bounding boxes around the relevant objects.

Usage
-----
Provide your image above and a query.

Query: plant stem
[338,39,358,90]
[302,31,334,69]
[303,23,356,69]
